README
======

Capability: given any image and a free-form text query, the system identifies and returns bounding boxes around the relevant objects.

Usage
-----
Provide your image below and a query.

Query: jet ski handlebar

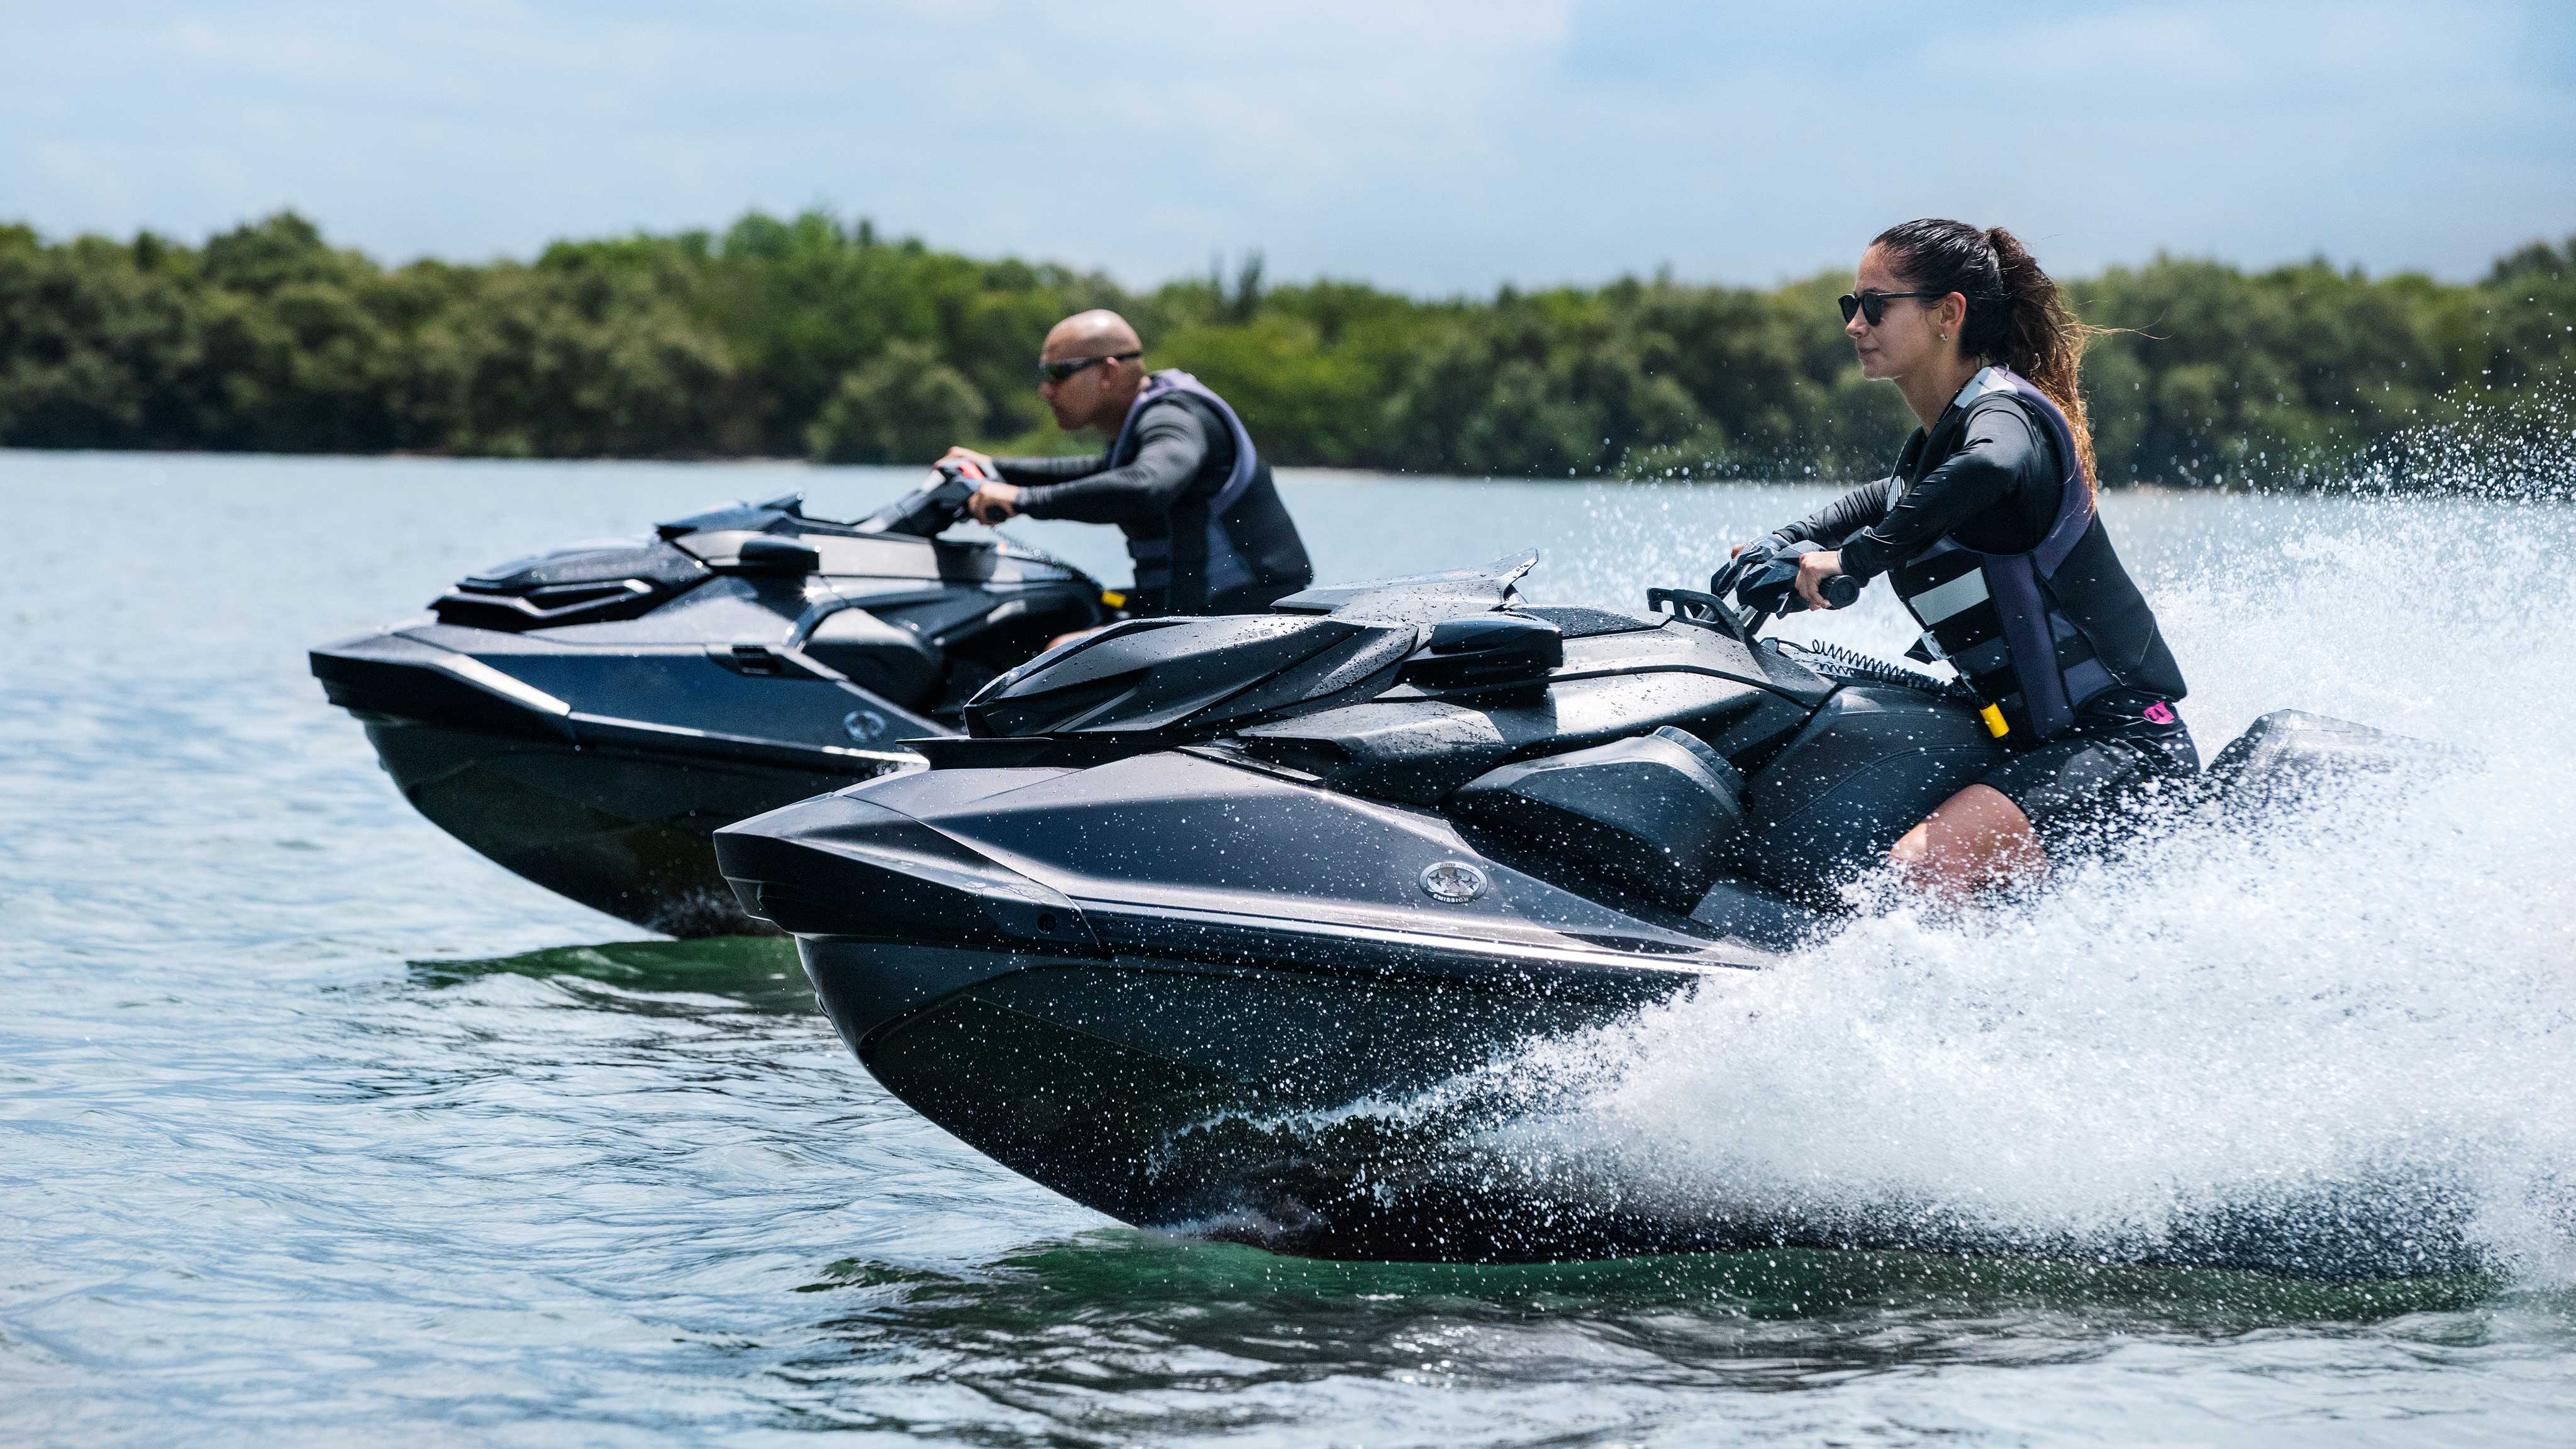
[1710,541,1860,628]
[857,460,991,538]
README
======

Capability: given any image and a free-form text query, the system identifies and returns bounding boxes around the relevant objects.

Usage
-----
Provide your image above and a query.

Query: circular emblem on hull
[843,709,891,743]
[1419,860,1489,904]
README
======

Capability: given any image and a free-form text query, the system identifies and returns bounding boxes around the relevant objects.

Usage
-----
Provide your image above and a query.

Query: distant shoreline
[13,447,2570,508]
[4,211,2569,491]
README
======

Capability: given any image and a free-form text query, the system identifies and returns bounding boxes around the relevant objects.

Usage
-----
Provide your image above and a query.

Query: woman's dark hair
[1871,219,2098,481]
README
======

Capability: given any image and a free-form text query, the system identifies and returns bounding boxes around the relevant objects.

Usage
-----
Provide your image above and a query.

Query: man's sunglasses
[1036,350,1141,383]
[1838,291,1944,326]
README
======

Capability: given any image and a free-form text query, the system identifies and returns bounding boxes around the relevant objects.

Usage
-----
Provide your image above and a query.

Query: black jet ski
[313,469,1111,936]
[713,555,2443,1265]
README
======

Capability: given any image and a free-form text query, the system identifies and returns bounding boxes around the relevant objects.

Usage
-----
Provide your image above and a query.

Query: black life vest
[1887,368,2187,745]
[1104,371,1313,614]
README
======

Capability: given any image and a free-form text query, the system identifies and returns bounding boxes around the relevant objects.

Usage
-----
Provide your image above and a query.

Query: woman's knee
[1889,784,2046,894]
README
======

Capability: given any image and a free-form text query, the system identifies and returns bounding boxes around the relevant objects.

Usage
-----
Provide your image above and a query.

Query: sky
[6,0,2573,293]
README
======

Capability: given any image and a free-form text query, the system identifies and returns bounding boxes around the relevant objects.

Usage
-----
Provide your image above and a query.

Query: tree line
[3,209,2569,486]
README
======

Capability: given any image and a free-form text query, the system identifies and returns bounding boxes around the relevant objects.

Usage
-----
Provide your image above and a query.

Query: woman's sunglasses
[1838,291,1943,326]
[1036,350,1141,383]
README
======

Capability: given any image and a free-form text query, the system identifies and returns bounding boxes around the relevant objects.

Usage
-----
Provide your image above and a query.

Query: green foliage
[804,340,985,464]
[1,209,2570,486]
[2070,257,2462,485]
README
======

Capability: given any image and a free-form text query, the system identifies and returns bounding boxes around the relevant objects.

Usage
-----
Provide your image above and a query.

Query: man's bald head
[1040,309,1143,364]
[1036,309,1148,432]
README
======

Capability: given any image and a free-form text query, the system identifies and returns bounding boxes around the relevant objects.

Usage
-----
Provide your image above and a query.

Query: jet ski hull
[313,623,919,936]
[799,935,1725,1260]
[716,747,1768,1259]
[363,716,880,936]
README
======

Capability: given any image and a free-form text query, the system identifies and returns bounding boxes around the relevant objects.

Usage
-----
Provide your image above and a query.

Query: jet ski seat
[1448,726,1748,910]
[1738,684,2007,894]
[431,538,711,631]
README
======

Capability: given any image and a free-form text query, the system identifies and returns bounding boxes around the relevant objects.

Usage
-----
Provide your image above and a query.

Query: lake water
[5,450,2574,1445]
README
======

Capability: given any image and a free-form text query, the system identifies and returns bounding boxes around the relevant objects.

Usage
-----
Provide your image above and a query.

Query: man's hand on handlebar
[1793,548,1846,611]
[932,445,1020,524]
[967,479,1021,526]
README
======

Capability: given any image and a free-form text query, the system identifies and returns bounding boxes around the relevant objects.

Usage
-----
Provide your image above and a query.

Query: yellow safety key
[1100,589,1127,609]
[1978,703,2010,738]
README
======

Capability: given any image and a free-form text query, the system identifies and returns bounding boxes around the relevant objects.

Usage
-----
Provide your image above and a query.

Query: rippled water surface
[6,451,2575,1445]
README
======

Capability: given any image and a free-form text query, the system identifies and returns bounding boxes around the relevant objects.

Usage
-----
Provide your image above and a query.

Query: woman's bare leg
[1889,783,2048,899]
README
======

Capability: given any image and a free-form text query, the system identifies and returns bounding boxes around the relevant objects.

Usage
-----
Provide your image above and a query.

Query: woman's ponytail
[1872,219,2099,484]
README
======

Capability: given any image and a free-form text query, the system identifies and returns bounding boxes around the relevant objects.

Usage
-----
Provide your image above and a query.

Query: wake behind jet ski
[714,555,2446,1267]
[312,467,1111,936]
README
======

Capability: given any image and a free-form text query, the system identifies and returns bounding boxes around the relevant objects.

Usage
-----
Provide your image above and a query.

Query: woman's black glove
[1713,534,1790,597]
[1733,541,1858,615]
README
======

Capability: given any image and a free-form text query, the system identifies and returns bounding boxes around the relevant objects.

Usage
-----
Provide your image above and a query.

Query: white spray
[1467,482,2576,1279]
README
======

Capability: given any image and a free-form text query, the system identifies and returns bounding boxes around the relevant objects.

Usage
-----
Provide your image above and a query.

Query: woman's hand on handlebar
[1794,548,1847,610]
[938,445,996,475]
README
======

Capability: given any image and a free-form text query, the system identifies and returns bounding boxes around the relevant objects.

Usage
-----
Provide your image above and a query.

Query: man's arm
[1014,404,1213,526]
[990,453,1106,486]
[949,447,1105,526]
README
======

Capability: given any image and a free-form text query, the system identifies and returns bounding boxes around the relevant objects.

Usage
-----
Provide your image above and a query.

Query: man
[940,310,1313,616]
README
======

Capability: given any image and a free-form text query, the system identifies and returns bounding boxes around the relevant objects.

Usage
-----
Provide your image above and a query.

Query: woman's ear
[1941,292,1969,338]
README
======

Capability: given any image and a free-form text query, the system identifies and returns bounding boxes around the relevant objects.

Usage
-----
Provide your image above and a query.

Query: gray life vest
[1107,370,1312,613]
[1888,367,2185,745]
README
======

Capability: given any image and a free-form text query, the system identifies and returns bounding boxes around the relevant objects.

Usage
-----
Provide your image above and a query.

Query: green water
[4,450,2572,1445]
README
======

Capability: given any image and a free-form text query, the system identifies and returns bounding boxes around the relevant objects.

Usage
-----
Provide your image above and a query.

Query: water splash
[1423,485,2576,1280]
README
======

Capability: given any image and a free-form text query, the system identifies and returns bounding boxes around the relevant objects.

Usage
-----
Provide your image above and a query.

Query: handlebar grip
[1821,573,1860,610]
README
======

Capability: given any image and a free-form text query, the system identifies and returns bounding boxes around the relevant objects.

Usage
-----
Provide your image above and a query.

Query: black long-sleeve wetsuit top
[1776,379,2189,707]
[992,402,1232,537]
[1773,394,2060,580]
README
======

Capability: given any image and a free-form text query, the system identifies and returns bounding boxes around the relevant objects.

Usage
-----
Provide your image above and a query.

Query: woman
[1745,219,2194,897]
